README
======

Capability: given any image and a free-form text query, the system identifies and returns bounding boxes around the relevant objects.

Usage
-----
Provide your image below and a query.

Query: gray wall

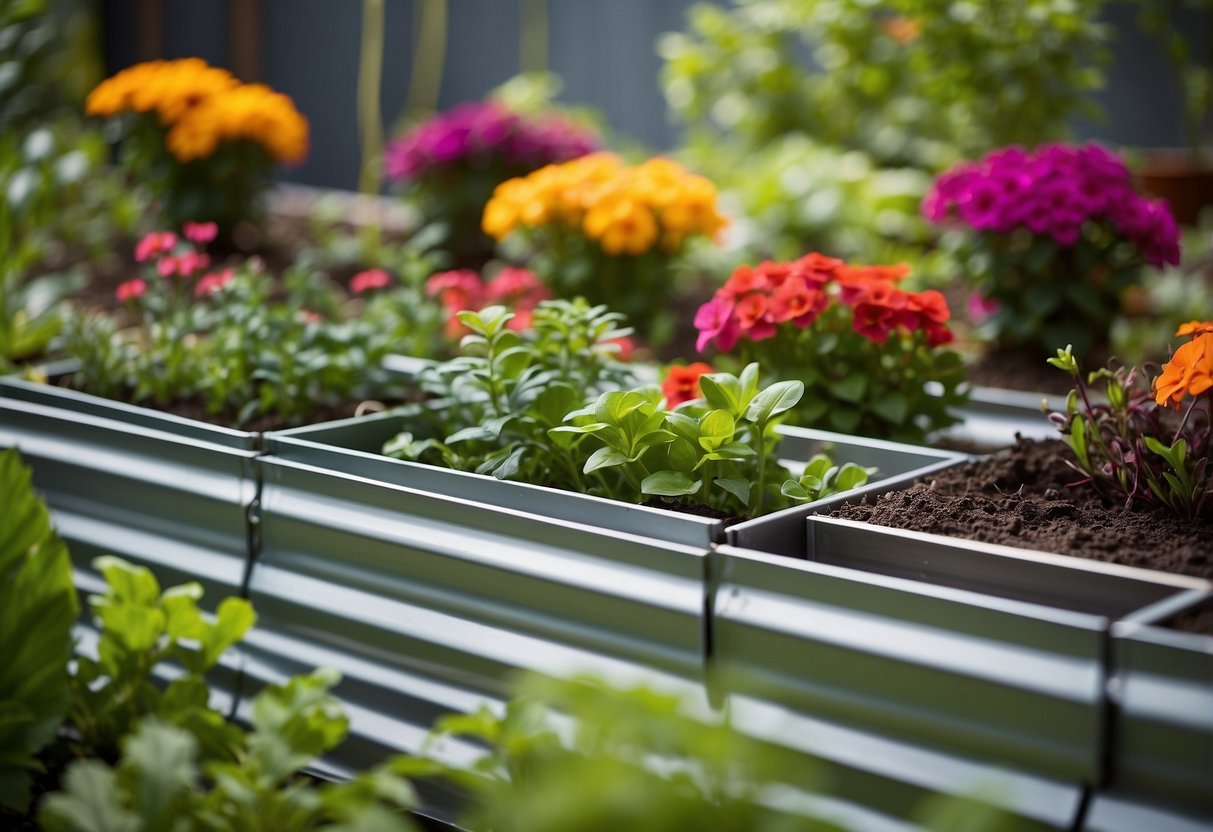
[101,1,1207,190]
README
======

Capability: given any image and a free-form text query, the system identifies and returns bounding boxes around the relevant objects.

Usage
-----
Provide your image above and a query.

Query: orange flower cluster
[662,362,714,407]
[86,58,308,164]
[1155,321,1213,409]
[482,152,726,256]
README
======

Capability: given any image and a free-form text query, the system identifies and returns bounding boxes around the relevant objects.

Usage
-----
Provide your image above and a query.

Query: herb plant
[926,143,1182,355]
[0,449,77,814]
[384,300,636,490]
[59,226,415,428]
[693,253,967,442]
[1047,325,1212,518]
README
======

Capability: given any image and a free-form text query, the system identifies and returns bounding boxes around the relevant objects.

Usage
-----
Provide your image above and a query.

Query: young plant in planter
[384,301,871,519]
[482,152,727,344]
[57,225,414,429]
[692,252,968,443]
[85,57,308,233]
[924,143,1182,357]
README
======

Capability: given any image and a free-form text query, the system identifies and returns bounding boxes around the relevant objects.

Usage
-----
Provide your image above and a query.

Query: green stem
[520,0,548,75]
[356,0,386,198]
[402,0,448,125]
[751,418,767,516]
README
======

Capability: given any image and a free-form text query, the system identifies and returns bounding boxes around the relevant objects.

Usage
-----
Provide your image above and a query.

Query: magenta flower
[183,221,218,244]
[694,296,740,353]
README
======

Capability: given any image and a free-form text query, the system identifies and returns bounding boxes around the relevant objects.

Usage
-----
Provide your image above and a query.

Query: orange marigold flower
[1154,333,1213,409]
[662,362,714,407]
[1176,320,1213,338]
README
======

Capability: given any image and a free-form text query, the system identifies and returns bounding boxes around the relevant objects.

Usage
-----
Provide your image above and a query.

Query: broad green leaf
[697,409,735,452]
[198,597,255,670]
[160,583,206,641]
[698,372,742,415]
[641,471,702,497]
[869,392,908,425]
[584,446,630,475]
[744,380,804,424]
[834,463,871,493]
[832,374,867,404]
[715,477,752,506]
[120,720,199,829]
[781,480,810,501]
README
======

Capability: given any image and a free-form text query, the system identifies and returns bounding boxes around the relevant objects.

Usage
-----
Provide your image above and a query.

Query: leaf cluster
[59,256,421,428]
[0,448,77,813]
[1047,345,1212,517]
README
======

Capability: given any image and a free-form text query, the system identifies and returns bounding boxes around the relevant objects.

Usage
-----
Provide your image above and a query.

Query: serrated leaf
[39,761,141,832]
[120,720,198,829]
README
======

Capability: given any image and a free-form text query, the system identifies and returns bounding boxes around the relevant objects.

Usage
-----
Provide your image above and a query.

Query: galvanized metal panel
[729,694,1083,831]
[245,454,712,816]
[1084,608,1213,826]
[940,385,1064,450]
[711,543,1112,787]
[0,396,258,609]
[270,410,963,550]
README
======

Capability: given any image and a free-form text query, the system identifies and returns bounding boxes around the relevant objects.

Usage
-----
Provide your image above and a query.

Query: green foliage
[0,448,78,812]
[661,0,1107,169]
[1047,344,1212,517]
[42,671,420,832]
[58,237,425,428]
[384,299,637,490]
[67,557,254,760]
[405,674,843,832]
[0,0,101,128]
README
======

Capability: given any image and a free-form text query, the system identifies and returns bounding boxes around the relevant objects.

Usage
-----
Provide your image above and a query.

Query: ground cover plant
[384,300,872,518]
[56,225,442,429]
[693,252,967,442]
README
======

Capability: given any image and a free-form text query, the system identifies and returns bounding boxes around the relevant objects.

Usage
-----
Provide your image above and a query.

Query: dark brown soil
[640,496,739,523]
[967,347,1084,395]
[1170,603,1213,636]
[829,437,1213,581]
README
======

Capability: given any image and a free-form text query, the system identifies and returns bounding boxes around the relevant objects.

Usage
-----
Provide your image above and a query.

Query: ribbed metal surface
[1083,604,1213,830]
[711,544,1118,785]
[245,454,712,818]
[270,410,964,549]
[0,392,259,611]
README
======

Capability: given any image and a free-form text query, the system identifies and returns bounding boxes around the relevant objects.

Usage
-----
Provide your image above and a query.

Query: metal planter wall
[238,410,964,819]
[1086,595,1213,832]
[720,510,1212,830]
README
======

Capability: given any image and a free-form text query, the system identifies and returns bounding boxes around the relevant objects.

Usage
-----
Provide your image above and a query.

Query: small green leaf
[832,374,867,404]
[584,446,629,474]
[641,471,702,497]
[715,477,752,505]
[745,380,804,424]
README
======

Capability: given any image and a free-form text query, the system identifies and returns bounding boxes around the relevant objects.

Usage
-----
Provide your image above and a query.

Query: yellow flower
[166,83,308,164]
[584,196,658,256]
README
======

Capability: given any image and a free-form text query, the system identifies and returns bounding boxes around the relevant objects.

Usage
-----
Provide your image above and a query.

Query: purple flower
[924,142,1181,269]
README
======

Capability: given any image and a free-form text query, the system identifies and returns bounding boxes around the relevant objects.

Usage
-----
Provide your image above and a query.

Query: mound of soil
[830,436,1213,581]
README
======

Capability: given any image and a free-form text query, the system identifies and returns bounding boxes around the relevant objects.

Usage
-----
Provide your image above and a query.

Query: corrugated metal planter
[940,385,1063,451]
[719,506,1212,830]
[0,371,261,710]
[1086,593,1213,832]
[237,409,963,817]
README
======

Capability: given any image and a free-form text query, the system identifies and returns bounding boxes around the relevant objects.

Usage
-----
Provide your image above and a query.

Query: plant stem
[751,419,767,516]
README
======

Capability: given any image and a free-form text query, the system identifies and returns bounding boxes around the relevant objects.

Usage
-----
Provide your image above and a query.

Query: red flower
[606,336,635,362]
[134,231,177,262]
[769,277,828,327]
[662,362,714,407]
[485,267,549,308]
[792,252,845,287]
[720,265,766,298]
[426,269,484,311]
[183,221,218,244]
[115,278,147,302]
[194,268,235,297]
[735,292,773,337]
[351,268,392,294]
[850,282,908,343]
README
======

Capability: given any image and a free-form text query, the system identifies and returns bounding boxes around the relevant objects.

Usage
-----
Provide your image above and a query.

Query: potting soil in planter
[829,437,1213,583]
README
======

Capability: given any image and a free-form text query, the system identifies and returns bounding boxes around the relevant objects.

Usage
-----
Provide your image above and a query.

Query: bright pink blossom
[194,269,235,297]
[116,278,147,302]
[135,231,177,262]
[693,296,738,352]
[350,268,392,294]
[183,221,218,243]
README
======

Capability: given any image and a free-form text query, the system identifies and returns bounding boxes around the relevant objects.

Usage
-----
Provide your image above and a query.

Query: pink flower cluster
[426,266,551,336]
[695,254,954,352]
[117,222,234,302]
[923,143,1181,268]
[384,101,597,182]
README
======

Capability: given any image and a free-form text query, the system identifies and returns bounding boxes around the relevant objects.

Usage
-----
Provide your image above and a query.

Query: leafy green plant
[65,556,255,762]
[384,299,636,490]
[1047,334,1211,517]
[0,448,78,813]
[661,0,1108,170]
[59,226,421,428]
[41,669,421,832]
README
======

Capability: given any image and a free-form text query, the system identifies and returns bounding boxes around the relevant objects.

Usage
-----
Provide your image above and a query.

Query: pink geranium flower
[350,268,392,294]
[183,221,218,244]
[116,278,147,302]
[194,268,235,297]
[134,231,177,262]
